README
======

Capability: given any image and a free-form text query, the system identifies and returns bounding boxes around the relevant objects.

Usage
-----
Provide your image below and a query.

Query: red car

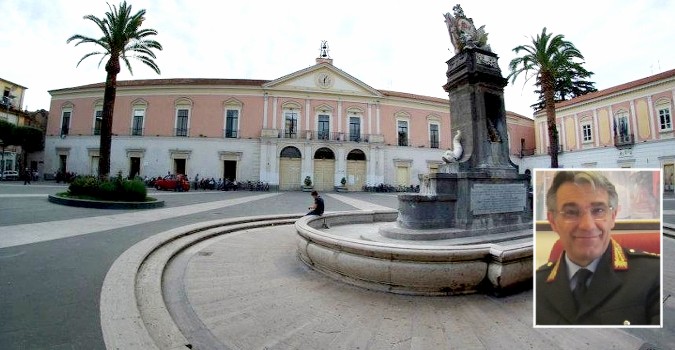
[154,174,190,191]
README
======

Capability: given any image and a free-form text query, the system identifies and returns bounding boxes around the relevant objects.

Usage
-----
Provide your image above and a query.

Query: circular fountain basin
[295,210,533,296]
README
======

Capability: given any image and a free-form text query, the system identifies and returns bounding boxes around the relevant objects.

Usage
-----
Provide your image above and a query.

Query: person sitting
[306,190,325,216]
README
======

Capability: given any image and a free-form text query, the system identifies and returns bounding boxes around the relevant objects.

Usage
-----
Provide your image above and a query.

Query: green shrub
[67,174,148,202]
[120,179,147,201]
[97,180,118,200]
[68,176,100,197]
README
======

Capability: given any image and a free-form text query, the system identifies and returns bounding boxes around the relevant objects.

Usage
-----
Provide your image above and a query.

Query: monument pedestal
[296,8,532,296]
[381,172,530,241]
[380,47,532,240]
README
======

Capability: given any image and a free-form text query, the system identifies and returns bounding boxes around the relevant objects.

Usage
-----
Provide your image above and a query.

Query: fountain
[296,5,533,296]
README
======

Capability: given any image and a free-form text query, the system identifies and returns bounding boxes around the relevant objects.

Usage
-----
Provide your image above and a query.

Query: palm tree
[508,28,588,168]
[67,1,161,178]
[529,66,597,111]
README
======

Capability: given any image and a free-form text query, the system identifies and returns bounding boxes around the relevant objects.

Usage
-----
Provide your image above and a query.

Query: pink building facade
[521,69,675,191]
[46,56,532,190]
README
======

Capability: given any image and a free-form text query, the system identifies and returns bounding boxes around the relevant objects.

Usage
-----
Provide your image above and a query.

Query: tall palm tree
[67,1,161,178]
[508,27,588,168]
[529,66,597,111]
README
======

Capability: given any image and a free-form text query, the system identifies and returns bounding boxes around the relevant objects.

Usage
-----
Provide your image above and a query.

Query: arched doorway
[279,146,302,190]
[313,147,335,192]
[346,149,367,191]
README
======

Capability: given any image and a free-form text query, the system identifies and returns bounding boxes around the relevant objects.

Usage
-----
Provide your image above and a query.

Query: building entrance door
[60,155,67,173]
[279,146,302,190]
[129,157,140,178]
[665,164,674,191]
[223,160,237,181]
[346,160,366,191]
[174,159,186,175]
[396,165,409,186]
[279,158,301,190]
[313,147,336,192]
[313,159,335,192]
[90,156,99,177]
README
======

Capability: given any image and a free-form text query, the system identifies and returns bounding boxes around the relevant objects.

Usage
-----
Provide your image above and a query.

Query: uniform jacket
[536,239,660,325]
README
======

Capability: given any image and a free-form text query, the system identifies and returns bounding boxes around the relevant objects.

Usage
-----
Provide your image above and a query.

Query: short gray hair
[546,171,618,212]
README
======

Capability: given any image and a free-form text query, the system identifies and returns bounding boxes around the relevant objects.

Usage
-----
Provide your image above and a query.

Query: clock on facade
[316,72,333,88]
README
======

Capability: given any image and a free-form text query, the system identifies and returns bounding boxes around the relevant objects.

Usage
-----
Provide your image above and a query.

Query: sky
[1,0,674,117]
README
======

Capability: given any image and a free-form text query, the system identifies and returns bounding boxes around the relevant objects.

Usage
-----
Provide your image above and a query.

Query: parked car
[0,170,20,181]
[154,174,190,191]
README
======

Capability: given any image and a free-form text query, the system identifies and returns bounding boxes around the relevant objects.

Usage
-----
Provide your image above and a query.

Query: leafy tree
[508,28,590,168]
[0,120,16,146]
[0,121,45,169]
[15,126,44,153]
[67,1,161,178]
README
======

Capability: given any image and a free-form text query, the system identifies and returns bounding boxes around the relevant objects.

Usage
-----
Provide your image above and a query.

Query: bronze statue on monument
[443,4,491,54]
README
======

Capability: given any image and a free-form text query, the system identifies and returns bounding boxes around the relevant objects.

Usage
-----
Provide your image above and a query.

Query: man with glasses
[536,171,660,325]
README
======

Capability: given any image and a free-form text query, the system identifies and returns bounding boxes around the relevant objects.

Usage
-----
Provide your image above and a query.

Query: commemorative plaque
[470,183,526,215]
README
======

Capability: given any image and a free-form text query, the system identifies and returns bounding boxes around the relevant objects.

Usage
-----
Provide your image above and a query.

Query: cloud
[2,0,673,118]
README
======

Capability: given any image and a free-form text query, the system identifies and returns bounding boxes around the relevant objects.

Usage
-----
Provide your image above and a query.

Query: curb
[48,194,165,209]
[100,213,302,350]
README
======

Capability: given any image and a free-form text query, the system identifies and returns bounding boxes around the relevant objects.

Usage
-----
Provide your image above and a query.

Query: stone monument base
[385,171,531,239]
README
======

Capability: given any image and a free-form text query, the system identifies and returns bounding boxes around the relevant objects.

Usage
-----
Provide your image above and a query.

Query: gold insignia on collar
[612,239,628,270]
[546,255,562,283]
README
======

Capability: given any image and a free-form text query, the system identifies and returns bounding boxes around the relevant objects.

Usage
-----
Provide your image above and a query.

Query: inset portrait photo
[533,168,663,327]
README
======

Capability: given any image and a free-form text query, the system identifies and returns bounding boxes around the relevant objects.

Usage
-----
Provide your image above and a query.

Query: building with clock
[44,49,534,191]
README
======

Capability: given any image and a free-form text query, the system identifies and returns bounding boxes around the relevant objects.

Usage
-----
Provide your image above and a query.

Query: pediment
[263,63,383,98]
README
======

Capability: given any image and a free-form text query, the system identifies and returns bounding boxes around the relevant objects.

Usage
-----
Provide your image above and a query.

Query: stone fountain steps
[368,228,531,246]
[343,221,531,247]
[296,211,533,296]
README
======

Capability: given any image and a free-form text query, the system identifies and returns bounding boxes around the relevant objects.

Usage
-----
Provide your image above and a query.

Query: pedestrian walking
[23,168,31,185]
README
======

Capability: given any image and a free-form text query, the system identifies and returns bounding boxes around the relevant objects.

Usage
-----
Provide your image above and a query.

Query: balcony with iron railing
[275,129,372,142]
[313,130,333,141]
[260,128,385,144]
[304,130,342,141]
[614,133,634,148]
[281,129,300,139]
[347,133,369,143]
[430,139,440,149]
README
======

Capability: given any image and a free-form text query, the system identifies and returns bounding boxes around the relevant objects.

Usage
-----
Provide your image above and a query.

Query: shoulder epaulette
[626,248,660,258]
[546,256,562,283]
[537,261,554,272]
[611,239,628,270]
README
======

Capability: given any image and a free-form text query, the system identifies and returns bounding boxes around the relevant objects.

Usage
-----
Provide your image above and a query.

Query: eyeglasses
[558,205,613,223]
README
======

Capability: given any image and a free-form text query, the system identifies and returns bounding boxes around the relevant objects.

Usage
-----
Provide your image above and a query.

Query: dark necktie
[573,268,593,307]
